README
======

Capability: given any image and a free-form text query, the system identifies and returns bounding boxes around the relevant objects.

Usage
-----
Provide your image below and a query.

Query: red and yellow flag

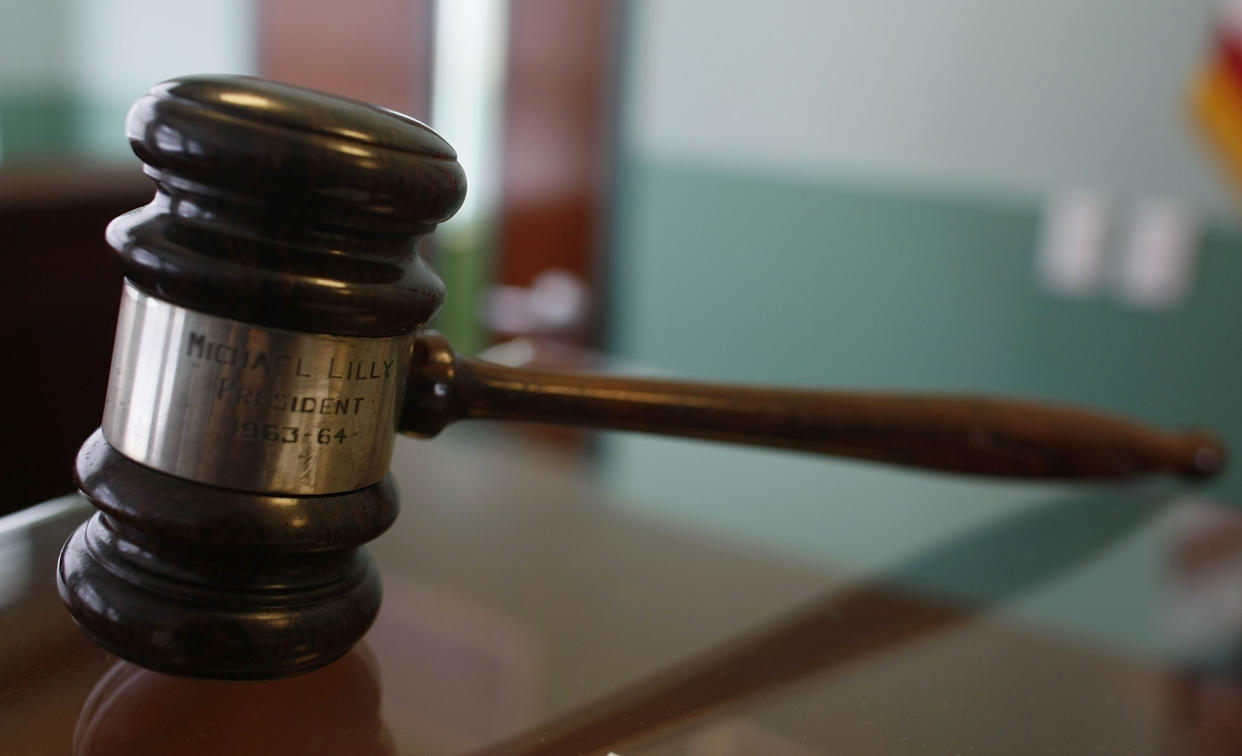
[1192,4,1242,194]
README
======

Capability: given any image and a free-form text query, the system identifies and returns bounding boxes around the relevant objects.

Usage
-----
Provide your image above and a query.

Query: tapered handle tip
[1183,430,1227,478]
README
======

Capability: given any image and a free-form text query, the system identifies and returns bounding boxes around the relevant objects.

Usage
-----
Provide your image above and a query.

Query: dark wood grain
[109,75,463,336]
[60,431,398,679]
[58,75,465,679]
[402,332,1224,480]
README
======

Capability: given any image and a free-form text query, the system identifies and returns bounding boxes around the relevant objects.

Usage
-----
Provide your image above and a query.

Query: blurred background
[4,0,1242,655]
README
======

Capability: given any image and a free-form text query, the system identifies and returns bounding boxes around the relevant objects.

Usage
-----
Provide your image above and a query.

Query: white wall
[67,0,256,104]
[0,0,254,97]
[62,0,256,158]
[626,0,1229,212]
[0,1,71,87]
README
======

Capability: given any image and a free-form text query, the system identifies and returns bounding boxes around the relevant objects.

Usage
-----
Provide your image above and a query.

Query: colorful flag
[1192,2,1242,196]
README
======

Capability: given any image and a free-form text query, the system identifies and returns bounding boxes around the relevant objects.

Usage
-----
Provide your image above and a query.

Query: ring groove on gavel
[55,75,1225,681]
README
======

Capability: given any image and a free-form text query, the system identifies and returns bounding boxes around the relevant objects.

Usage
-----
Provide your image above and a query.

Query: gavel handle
[400,333,1224,480]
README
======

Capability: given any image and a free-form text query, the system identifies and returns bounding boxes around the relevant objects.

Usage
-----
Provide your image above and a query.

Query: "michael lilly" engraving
[327,358,395,381]
[185,332,399,383]
[102,281,413,495]
[185,332,314,376]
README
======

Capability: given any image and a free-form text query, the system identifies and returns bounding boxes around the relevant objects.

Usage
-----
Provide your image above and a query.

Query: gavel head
[56,75,466,679]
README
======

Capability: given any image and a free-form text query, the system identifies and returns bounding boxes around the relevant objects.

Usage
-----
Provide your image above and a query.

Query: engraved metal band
[101,282,413,495]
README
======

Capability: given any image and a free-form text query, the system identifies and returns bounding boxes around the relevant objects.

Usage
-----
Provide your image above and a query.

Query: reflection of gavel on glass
[56,75,1226,680]
[74,652,393,756]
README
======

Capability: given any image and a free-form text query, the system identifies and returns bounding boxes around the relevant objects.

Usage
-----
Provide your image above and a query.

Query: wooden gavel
[56,75,1225,680]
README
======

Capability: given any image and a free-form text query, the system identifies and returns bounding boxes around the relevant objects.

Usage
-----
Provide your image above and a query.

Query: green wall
[600,159,1242,656]
[609,159,1242,496]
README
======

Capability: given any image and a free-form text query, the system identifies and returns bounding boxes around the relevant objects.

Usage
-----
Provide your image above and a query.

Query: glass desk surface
[2,428,1241,755]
